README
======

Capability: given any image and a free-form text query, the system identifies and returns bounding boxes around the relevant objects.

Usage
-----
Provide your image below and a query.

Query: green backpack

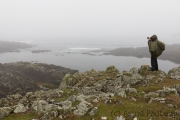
[157,40,165,51]
[156,40,165,57]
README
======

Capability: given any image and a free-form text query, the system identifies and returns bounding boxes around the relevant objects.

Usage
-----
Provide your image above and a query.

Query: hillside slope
[1,65,180,120]
[0,62,78,98]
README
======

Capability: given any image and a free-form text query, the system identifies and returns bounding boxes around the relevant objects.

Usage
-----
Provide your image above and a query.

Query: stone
[101,116,108,120]
[144,92,159,98]
[138,65,150,74]
[167,104,174,108]
[73,101,92,116]
[131,97,137,102]
[168,67,180,80]
[14,103,27,113]
[59,100,72,110]
[114,115,125,120]
[32,100,55,114]
[106,66,119,73]
[0,107,14,118]
[157,87,178,97]
[89,107,98,116]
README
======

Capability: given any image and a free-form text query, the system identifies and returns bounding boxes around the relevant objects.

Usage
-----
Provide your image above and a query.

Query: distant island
[0,41,32,53]
[31,50,52,53]
[103,44,180,64]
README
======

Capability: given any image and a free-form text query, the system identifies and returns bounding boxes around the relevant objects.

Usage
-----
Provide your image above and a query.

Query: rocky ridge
[1,65,180,120]
[0,62,78,98]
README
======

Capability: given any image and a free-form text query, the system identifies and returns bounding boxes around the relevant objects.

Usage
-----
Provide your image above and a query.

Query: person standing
[148,35,159,71]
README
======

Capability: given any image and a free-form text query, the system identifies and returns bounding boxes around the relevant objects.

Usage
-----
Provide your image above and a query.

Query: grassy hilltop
[1,65,180,120]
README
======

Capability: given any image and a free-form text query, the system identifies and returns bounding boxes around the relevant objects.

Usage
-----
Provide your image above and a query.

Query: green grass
[3,70,180,120]
[3,111,37,120]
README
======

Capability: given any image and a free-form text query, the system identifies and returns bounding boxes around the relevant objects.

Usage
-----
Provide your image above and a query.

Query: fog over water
[0,0,180,45]
[0,41,179,73]
[0,1,180,72]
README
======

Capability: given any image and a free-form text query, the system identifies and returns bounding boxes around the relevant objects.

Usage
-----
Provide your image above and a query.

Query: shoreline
[99,43,180,65]
[0,41,32,53]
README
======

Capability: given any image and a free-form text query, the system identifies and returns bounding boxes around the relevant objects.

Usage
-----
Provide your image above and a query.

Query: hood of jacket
[150,35,158,41]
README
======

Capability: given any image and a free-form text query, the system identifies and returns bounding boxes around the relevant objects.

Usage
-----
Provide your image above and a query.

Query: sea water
[0,40,179,73]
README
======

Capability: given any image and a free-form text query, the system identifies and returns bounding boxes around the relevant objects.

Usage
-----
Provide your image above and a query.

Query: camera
[147,37,151,39]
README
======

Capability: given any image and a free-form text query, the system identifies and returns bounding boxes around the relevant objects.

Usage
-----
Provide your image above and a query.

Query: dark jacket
[148,35,161,58]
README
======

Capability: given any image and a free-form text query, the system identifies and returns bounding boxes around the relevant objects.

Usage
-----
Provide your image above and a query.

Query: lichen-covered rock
[144,92,159,98]
[173,84,180,95]
[168,67,180,80]
[114,116,125,120]
[121,71,143,85]
[59,74,78,89]
[115,88,126,98]
[73,101,93,116]
[32,100,49,114]
[106,66,119,73]
[59,100,72,110]
[156,87,178,97]
[101,116,108,120]
[0,107,14,118]
[138,65,151,74]
[89,107,98,116]
[14,103,27,113]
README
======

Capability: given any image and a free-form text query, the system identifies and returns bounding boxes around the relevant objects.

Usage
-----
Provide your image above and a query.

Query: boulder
[73,101,92,116]
[0,107,14,118]
[114,116,125,120]
[89,107,98,116]
[168,67,180,80]
[106,66,119,73]
[14,103,27,113]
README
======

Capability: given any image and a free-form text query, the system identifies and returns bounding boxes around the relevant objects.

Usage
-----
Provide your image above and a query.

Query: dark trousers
[151,57,158,70]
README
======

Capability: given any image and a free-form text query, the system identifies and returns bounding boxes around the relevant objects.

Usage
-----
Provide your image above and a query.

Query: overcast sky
[0,0,180,45]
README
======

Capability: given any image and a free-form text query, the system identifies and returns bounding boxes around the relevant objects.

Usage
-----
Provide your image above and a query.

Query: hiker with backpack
[148,35,165,71]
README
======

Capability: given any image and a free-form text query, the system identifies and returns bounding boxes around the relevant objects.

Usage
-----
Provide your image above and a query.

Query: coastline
[101,44,180,64]
[0,41,32,53]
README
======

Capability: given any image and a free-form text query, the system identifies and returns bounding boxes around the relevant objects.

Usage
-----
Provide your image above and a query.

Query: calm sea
[0,40,179,73]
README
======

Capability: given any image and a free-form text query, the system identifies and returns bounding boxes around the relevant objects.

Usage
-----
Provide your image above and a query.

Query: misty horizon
[0,0,180,45]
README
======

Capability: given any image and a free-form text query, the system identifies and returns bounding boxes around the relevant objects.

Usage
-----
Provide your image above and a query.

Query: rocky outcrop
[1,65,180,120]
[0,62,78,98]
[168,67,180,80]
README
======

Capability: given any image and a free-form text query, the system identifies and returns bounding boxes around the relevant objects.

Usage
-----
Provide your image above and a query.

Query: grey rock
[168,67,180,80]
[144,92,159,98]
[0,107,14,118]
[101,116,108,120]
[173,84,180,95]
[32,100,49,114]
[114,115,125,120]
[59,100,72,110]
[125,88,137,94]
[106,66,119,73]
[14,103,27,113]
[89,107,98,116]
[157,87,178,97]
[114,88,126,98]
[148,97,166,103]
[167,104,174,108]
[138,65,150,74]
[92,98,99,103]
[73,101,92,116]
[131,97,137,102]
